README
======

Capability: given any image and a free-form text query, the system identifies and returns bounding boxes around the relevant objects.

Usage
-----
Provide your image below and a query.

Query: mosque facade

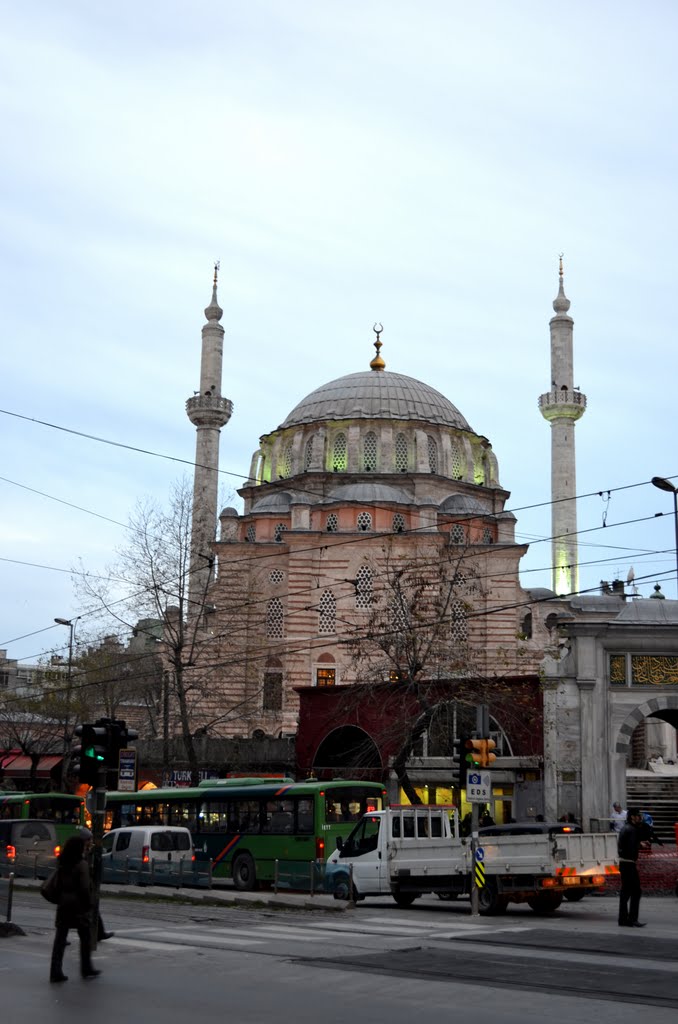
[179,267,678,826]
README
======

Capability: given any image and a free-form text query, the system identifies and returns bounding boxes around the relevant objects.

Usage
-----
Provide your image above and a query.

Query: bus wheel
[393,891,418,908]
[527,892,563,914]
[232,853,257,891]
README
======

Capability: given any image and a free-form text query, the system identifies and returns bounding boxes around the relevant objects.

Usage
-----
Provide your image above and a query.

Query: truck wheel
[332,876,361,902]
[527,892,563,914]
[436,892,459,901]
[564,890,586,902]
[232,853,257,891]
[478,884,508,915]
[393,892,418,908]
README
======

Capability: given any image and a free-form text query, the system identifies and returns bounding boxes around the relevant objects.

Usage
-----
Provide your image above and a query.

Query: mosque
[179,264,678,833]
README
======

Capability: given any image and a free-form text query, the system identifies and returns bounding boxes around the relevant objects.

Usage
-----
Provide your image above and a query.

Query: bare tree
[77,478,219,783]
[340,538,534,803]
[0,660,91,791]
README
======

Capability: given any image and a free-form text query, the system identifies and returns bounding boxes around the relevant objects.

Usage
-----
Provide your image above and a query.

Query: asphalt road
[2,889,677,1023]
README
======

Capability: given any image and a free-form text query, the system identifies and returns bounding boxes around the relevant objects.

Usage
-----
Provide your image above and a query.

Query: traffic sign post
[117,748,137,792]
[467,771,492,802]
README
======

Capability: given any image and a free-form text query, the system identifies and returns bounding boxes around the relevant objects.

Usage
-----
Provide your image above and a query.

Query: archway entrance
[313,726,382,779]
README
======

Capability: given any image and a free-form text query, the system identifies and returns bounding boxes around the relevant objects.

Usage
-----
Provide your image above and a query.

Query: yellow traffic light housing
[465,737,497,769]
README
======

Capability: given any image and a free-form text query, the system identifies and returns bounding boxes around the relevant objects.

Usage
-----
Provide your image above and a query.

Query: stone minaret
[538,259,587,596]
[186,266,233,612]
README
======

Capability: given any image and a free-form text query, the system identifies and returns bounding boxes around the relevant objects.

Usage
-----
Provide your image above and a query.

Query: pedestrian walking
[49,834,101,982]
[610,802,626,833]
[618,808,645,928]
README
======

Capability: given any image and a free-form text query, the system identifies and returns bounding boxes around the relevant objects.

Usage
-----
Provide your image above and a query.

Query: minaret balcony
[538,390,586,422]
[186,394,233,428]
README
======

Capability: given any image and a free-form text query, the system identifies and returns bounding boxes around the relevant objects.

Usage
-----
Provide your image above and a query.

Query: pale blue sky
[2,1,677,663]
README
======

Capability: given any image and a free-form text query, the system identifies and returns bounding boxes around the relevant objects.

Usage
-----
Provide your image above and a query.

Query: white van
[101,826,194,884]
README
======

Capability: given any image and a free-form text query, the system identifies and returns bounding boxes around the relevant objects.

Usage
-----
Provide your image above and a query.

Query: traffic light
[72,723,108,787]
[465,737,497,770]
[88,718,139,789]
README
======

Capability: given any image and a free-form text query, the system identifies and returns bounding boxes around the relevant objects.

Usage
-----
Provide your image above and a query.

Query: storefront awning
[3,754,63,779]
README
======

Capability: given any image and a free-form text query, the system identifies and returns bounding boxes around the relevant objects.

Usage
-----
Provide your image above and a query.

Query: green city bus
[0,791,86,844]
[105,778,387,889]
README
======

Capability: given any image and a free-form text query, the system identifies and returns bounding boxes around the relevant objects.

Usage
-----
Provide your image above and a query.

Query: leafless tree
[77,478,220,783]
[339,538,534,803]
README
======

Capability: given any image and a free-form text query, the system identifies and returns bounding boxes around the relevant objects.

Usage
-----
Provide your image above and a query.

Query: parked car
[0,818,60,878]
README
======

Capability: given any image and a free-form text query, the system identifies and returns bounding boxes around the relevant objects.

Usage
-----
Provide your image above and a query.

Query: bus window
[234,800,260,834]
[200,801,229,833]
[325,787,383,823]
[296,798,314,834]
[262,799,294,834]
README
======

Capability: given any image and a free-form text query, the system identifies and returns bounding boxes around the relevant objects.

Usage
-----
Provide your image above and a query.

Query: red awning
[4,754,63,779]
[0,750,21,770]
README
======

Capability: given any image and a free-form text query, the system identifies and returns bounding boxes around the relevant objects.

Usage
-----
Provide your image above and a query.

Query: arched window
[282,442,293,478]
[357,511,372,532]
[392,513,405,534]
[450,599,468,644]
[318,590,336,634]
[427,436,438,474]
[482,526,494,545]
[450,443,463,480]
[274,523,287,542]
[304,436,314,471]
[269,570,285,585]
[326,513,338,533]
[316,653,336,687]
[363,431,377,471]
[332,432,347,471]
[263,658,283,711]
[473,451,484,485]
[395,433,408,472]
[246,524,256,543]
[266,598,284,638]
[355,565,372,608]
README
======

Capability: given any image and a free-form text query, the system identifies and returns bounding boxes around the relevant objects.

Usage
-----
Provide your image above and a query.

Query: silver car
[0,818,59,878]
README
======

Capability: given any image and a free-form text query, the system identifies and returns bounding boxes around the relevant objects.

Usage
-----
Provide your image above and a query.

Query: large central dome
[280,370,471,431]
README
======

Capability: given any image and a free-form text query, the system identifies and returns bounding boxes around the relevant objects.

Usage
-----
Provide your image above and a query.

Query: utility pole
[54,616,79,792]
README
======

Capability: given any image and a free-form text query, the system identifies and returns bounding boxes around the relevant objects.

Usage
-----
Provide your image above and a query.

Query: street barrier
[272,859,327,895]
[101,857,212,889]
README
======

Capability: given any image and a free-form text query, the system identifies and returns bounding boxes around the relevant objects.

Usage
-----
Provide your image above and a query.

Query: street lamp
[651,476,678,598]
[54,616,79,790]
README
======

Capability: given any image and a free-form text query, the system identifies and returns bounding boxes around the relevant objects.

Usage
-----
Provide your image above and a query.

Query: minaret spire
[538,257,587,596]
[186,264,233,613]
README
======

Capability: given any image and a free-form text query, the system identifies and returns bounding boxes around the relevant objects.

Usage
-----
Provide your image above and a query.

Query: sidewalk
[12,875,352,913]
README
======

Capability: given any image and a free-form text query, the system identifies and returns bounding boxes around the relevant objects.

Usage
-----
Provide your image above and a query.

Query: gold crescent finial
[213,260,220,286]
[558,252,564,278]
[370,322,386,371]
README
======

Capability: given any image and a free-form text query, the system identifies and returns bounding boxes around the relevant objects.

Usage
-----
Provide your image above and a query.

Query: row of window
[245,515,493,542]
[294,431,473,478]
[265,590,469,640]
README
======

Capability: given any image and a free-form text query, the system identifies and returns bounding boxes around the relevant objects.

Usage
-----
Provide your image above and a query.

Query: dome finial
[370,322,386,371]
[553,252,571,314]
[205,259,223,322]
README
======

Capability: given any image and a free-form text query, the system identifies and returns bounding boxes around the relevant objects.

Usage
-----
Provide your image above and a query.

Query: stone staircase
[625,774,678,844]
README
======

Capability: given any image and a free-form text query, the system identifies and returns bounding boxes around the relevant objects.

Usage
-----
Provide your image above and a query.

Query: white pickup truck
[325,806,619,914]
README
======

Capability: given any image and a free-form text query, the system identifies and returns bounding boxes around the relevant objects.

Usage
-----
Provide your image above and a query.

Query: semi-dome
[280,370,471,431]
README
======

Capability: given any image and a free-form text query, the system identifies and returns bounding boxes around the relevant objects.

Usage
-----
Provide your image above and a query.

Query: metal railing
[101,856,212,889]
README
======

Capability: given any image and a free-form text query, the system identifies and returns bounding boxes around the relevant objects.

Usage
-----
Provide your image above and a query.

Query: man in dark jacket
[618,809,645,928]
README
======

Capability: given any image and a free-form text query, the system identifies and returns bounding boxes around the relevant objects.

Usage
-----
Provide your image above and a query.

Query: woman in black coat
[49,835,100,983]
